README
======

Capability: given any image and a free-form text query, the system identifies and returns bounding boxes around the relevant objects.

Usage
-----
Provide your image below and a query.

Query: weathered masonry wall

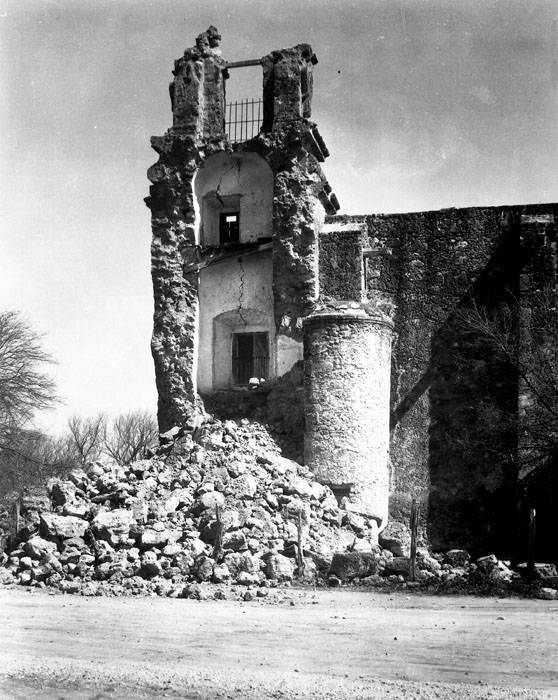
[327,203,558,556]
[303,312,393,528]
[318,223,366,301]
[146,27,227,431]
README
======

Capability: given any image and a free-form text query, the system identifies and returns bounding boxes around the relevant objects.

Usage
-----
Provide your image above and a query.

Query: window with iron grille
[225,98,263,143]
[232,332,269,385]
[219,212,240,244]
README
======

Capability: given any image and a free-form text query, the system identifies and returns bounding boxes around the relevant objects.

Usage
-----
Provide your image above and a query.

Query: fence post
[527,507,536,573]
[409,498,419,581]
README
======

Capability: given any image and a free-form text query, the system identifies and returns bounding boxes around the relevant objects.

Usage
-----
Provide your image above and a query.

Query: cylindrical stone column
[303,311,393,529]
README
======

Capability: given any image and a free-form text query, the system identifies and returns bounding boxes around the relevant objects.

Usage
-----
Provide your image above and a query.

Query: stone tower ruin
[145,27,393,529]
[147,27,558,558]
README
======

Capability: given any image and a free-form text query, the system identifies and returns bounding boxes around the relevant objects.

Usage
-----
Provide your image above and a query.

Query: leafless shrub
[103,410,158,465]
[457,285,558,479]
[67,413,106,463]
[0,428,76,498]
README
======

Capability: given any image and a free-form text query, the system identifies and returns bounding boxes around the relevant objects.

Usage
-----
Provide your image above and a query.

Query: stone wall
[319,224,365,301]
[327,203,558,556]
[146,27,227,431]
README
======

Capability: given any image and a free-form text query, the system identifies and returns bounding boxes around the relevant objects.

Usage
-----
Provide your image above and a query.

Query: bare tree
[103,411,158,465]
[0,311,58,438]
[67,413,106,463]
[457,285,558,479]
[0,311,67,498]
[0,429,75,497]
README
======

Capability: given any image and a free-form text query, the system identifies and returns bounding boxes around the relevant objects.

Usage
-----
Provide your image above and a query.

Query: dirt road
[0,587,557,699]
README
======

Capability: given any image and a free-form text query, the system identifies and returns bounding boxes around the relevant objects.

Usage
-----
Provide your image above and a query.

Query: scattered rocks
[2,417,554,598]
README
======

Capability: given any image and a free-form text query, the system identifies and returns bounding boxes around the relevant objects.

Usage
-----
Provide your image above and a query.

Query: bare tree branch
[103,411,158,465]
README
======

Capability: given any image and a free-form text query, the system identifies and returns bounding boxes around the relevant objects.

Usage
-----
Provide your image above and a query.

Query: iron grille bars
[226,98,262,143]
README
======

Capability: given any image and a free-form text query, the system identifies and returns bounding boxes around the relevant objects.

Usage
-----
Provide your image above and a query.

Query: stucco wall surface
[197,249,274,392]
[195,152,273,246]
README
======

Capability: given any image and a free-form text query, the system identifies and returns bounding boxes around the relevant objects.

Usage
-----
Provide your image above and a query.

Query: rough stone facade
[326,205,558,556]
[148,28,557,558]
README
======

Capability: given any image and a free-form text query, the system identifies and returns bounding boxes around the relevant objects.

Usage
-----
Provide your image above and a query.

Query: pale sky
[1,0,557,434]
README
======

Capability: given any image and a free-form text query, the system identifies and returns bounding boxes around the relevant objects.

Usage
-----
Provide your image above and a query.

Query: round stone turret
[303,310,394,529]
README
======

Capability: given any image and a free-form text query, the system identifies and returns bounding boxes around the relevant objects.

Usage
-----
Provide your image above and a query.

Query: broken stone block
[67,468,89,489]
[222,531,247,552]
[162,543,182,557]
[352,537,374,554]
[231,474,258,499]
[476,554,498,572]
[96,540,115,564]
[286,476,313,499]
[92,509,133,545]
[193,555,214,582]
[342,511,366,533]
[417,549,442,573]
[63,500,90,519]
[140,551,161,578]
[40,513,89,540]
[266,553,295,581]
[141,528,170,548]
[383,556,410,577]
[444,549,471,567]
[212,563,231,583]
[378,521,411,557]
[329,551,377,581]
[23,536,58,559]
[236,571,260,586]
[48,479,77,507]
[537,587,558,600]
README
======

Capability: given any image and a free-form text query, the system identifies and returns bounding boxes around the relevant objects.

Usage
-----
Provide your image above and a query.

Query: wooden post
[296,511,306,579]
[213,505,224,563]
[527,507,536,573]
[409,499,420,581]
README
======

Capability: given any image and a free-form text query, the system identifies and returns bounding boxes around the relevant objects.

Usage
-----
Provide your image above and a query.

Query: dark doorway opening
[232,332,269,384]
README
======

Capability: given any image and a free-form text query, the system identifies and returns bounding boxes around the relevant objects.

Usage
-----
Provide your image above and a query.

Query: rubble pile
[1,417,557,600]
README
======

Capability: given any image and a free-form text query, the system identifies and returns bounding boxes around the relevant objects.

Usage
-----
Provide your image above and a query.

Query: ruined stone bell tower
[146,27,393,528]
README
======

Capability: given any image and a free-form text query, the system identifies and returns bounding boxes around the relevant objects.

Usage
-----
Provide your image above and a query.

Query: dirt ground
[0,586,557,699]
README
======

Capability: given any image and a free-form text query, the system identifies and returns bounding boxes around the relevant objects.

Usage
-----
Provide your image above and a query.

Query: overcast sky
[1,0,557,433]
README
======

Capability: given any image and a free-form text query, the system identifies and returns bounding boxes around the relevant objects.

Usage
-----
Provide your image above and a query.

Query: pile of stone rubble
[1,417,557,600]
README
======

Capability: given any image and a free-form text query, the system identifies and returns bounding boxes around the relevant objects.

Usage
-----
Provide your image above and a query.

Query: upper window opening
[219,212,240,244]
[225,64,263,143]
